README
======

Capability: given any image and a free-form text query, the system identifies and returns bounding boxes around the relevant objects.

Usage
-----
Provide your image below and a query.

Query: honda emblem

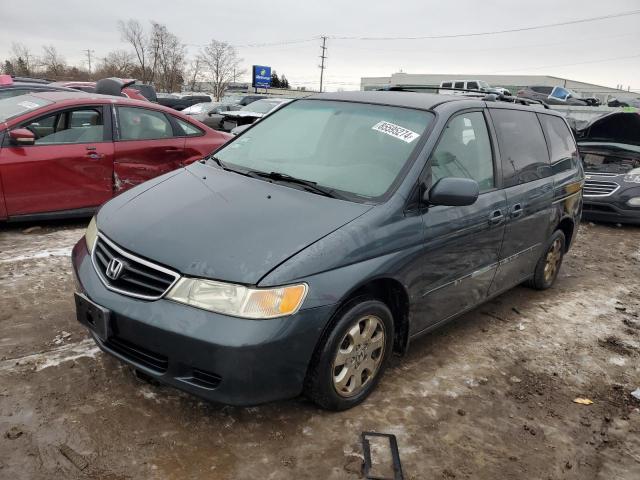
[106,258,124,280]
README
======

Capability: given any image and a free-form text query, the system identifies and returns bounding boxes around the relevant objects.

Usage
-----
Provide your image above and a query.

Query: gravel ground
[0,220,639,480]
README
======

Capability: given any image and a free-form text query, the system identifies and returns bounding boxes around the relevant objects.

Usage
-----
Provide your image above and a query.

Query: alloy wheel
[332,315,386,398]
[543,238,563,283]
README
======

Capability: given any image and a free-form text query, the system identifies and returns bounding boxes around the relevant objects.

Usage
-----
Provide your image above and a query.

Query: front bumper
[72,238,335,406]
[582,199,640,225]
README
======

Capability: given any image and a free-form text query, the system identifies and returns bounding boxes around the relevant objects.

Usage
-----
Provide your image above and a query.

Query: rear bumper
[72,238,335,406]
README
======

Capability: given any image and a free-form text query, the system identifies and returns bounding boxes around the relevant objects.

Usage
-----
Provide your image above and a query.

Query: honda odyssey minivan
[72,91,583,410]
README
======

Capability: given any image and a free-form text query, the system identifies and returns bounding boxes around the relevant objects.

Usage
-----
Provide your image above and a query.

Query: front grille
[92,234,180,300]
[583,180,619,197]
[105,336,169,373]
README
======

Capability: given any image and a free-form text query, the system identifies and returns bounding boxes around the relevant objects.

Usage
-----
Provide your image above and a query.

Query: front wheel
[527,230,566,290]
[305,299,394,411]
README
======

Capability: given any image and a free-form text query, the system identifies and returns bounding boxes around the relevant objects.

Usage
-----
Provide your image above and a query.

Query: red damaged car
[0,91,231,221]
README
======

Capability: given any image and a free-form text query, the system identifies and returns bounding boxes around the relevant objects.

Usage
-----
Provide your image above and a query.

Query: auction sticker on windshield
[372,121,420,143]
[17,101,40,110]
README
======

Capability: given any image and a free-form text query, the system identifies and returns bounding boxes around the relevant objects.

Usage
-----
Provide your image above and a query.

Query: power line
[319,36,327,92]
[329,9,640,41]
[487,52,640,74]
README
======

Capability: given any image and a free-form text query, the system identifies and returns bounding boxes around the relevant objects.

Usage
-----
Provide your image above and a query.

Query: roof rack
[377,85,549,109]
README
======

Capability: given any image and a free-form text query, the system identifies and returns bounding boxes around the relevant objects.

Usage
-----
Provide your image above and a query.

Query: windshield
[241,99,284,114]
[214,99,433,200]
[479,81,490,88]
[0,95,52,122]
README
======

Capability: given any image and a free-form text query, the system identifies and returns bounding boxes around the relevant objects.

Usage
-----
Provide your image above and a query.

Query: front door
[413,110,507,334]
[0,106,114,216]
[488,108,554,293]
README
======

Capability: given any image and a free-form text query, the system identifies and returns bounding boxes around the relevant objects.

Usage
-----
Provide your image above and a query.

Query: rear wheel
[305,299,393,410]
[527,230,566,290]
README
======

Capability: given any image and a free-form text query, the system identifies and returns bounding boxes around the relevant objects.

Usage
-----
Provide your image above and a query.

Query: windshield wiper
[252,171,340,198]
[206,156,256,178]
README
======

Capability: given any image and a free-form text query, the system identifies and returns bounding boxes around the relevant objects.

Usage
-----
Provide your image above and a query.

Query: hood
[97,163,371,284]
[575,111,640,147]
[223,110,264,119]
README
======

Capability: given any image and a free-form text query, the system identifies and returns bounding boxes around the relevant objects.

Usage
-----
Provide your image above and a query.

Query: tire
[305,298,394,411]
[527,230,566,290]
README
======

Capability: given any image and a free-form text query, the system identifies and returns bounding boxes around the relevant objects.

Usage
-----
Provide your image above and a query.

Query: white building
[361,73,638,103]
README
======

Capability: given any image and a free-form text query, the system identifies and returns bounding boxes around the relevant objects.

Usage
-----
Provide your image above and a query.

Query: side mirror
[9,128,36,146]
[425,177,479,207]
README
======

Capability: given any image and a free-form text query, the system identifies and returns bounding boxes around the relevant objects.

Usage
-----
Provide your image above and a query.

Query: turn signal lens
[85,216,98,254]
[166,278,308,319]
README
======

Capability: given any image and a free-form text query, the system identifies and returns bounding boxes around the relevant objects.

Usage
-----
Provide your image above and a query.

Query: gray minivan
[72,91,583,410]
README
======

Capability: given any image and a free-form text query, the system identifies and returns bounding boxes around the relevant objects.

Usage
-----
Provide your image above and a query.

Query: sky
[1,0,639,92]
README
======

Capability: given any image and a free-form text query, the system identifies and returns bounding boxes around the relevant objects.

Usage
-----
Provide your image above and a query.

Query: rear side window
[442,82,452,88]
[454,82,464,89]
[491,109,551,187]
[538,114,578,174]
[118,107,174,140]
[430,112,494,192]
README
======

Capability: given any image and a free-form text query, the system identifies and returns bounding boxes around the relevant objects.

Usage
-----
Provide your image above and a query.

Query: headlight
[624,168,640,184]
[166,278,308,319]
[85,216,98,253]
[627,197,640,207]
[624,174,640,184]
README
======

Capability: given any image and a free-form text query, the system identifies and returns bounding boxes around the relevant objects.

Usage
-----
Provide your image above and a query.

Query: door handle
[511,203,523,218]
[489,210,504,225]
[86,152,104,160]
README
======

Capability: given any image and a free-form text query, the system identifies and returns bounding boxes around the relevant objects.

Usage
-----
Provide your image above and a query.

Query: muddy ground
[0,220,639,480]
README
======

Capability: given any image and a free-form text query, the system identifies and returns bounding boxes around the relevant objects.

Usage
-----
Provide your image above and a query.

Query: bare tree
[41,45,66,79]
[199,40,244,100]
[118,19,151,82]
[94,50,135,79]
[10,42,36,76]
[150,22,185,92]
[184,57,203,92]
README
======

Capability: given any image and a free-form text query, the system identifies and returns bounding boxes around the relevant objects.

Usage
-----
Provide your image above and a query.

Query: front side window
[538,114,578,174]
[430,111,494,192]
[214,100,433,200]
[491,109,551,187]
[467,82,479,90]
[118,107,173,140]
[23,107,104,144]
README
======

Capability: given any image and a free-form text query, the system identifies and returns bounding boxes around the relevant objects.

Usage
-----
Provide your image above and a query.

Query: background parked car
[607,97,640,108]
[221,98,292,131]
[439,80,511,96]
[157,94,212,111]
[0,92,231,221]
[52,78,150,101]
[517,86,598,106]
[0,74,77,99]
[576,112,640,224]
[182,102,241,130]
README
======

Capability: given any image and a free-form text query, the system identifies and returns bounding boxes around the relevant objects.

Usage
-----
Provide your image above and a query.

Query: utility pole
[319,36,327,92]
[84,49,95,74]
